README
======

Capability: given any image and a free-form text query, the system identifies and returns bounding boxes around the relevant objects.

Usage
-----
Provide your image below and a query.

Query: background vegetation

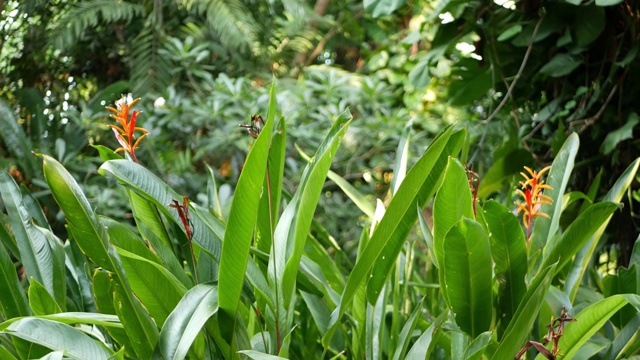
[0,0,639,359]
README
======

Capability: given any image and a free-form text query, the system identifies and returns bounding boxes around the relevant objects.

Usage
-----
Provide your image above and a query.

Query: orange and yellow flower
[107,94,149,163]
[515,166,553,241]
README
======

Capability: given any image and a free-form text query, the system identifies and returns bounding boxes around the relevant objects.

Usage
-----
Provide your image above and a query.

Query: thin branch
[468,16,544,165]
[482,16,544,126]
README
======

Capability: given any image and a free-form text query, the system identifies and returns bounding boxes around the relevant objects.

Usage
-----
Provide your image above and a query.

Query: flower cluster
[515,166,552,241]
[107,94,149,163]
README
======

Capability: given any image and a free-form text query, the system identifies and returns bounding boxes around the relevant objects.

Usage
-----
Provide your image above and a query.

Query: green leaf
[417,204,437,268]
[490,262,557,360]
[483,201,527,334]
[323,126,461,348]
[602,265,637,328]
[43,155,158,359]
[0,170,64,304]
[530,133,579,253]
[392,298,425,360]
[448,68,492,106]
[564,158,640,301]
[601,313,640,359]
[433,156,474,307]
[297,144,374,218]
[0,312,123,331]
[391,126,412,195]
[91,145,123,162]
[92,271,135,357]
[600,113,639,155]
[99,160,223,268]
[408,57,431,88]
[256,117,286,259]
[540,202,618,273]
[497,24,523,42]
[463,331,492,360]
[115,247,188,327]
[595,0,623,6]
[0,346,17,360]
[127,191,192,288]
[0,236,30,318]
[154,284,218,360]
[238,350,287,360]
[405,313,446,360]
[539,54,581,77]
[573,5,605,46]
[273,109,352,309]
[442,218,493,338]
[477,149,532,199]
[28,278,62,316]
[364,0,406,18]
[0,99,37,175]
[218,82,274,335]
[367,129,465,304]
[2,318,114,359]
[557,294,640,359]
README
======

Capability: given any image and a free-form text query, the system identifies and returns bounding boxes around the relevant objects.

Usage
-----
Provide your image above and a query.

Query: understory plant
[0,84,639,359]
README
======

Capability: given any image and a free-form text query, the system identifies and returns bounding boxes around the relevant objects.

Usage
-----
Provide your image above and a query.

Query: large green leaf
[442,218,493,338]
[433,156,474,306]
[98,159,223,265]
[2,318,114,359]
[154,284,219,360]
[127,191,192,288]
[405,313,445,360]
[0,239,30,318]
[539,54,581,77]
[272,109,352,309]
[218,82,274,339]
[540,202,618,273]
[530,133,579,253]
[602,265,637,328]
[600,113,639,155]
[392,297,425,360]
[116,247,188,327]
[0,312,122,331]
[92,271,135,357]
[367,129,465,303]
[490,262,557,359]
[564,158,640,301]
[0,170,64,305]
[42,155,158,359]
[364,0,406,18]
[556,294,640,359]
[0,99,37,175]
[573,5,605,47]
[483,200,527,334]
[28,278,62,315]
[256,117,287,260]
[323,126,461,347]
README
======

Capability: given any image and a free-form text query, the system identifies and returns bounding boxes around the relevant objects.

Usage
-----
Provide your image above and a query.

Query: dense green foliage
[1,0,639,359]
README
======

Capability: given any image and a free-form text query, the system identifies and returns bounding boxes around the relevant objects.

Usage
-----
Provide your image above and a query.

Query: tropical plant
[1,85,639,360]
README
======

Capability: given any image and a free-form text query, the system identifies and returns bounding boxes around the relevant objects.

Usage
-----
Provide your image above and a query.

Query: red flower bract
[515,166,553,243]
[107,94,149,163]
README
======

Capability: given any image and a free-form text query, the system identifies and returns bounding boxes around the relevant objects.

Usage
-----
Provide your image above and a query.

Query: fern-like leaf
[130,25,172,95]
[180,0,258,52]
[49,0,146,51]
[0,99,37,176]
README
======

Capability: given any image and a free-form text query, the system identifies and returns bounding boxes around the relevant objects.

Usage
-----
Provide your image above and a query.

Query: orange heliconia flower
[107,94,149,163]
[515,166,553,242]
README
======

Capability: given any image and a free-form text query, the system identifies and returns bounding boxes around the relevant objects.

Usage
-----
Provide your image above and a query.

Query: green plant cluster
[0,85,639,359]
